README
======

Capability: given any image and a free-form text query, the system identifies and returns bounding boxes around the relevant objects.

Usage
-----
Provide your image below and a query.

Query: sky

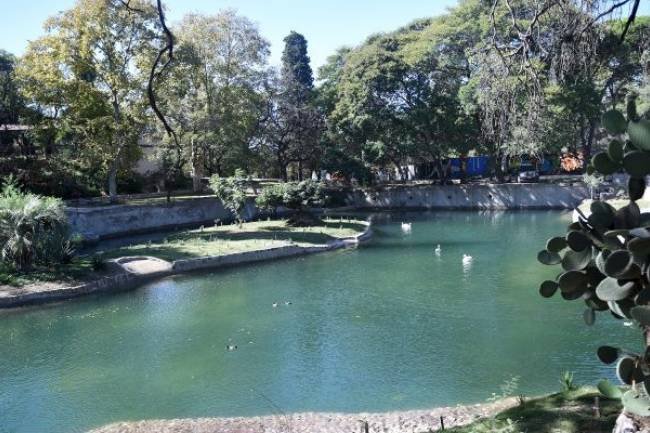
[2,0,649,74]
[1,0,458,72]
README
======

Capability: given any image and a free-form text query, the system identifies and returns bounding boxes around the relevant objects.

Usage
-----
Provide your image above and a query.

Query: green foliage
[281,31,314,105]
[329,16,477,177]
[256,181,326,211]
[0,156,104,199]
[158,11,270,183]
[0,176,70,270]
[90,254,106,271]
[209,169,249,224]
[598,379,623,399]
[15,0,158,199]
[622,389,650,417]
[255,183,286,210]
[539,97,650,416]
[280,181,326,211]
[256,181,326,226]
[560,371,577,392]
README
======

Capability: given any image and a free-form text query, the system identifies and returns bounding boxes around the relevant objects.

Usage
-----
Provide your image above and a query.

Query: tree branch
[148,0,179,147]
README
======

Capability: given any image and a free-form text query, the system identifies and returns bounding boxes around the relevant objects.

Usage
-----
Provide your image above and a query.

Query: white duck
[462,254,473,265]
[401,222,412,233]
[434,244,442,256]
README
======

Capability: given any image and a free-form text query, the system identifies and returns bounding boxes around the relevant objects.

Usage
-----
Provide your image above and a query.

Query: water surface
[0,211,638,433]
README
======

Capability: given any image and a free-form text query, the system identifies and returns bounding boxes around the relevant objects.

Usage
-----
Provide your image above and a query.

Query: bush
[0,156,103,199]
[559,371,577,392]
[0,176,71,270]
[256,181,326,226]
[255,183,285,212]
[209,169,249,224]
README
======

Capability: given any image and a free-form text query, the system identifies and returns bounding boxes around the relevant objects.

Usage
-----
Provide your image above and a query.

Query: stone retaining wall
[66,184,587,241]
[343,183,588,210]
[66,197,259,242]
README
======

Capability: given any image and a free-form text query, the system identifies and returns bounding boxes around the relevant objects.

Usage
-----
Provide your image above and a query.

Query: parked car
[517,163,539,183]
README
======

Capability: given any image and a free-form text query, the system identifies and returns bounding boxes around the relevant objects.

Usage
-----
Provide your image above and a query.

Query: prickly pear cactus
[537,95,650,420]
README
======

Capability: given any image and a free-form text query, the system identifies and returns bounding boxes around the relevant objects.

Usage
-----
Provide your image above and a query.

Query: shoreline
[68,183,588,242]
[0,222,372,309]
[89,397,519,433]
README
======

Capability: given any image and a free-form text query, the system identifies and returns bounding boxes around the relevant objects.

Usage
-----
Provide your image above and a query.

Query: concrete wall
[343,183,589,210]
[67,183,588,241]
[67,197,260,241]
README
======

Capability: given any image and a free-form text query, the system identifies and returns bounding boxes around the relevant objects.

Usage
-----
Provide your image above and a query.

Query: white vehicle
[517,163,539,183]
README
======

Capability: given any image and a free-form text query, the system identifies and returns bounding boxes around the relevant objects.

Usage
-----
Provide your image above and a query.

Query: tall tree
[16,0,158,200]
[157,10,269,190]
[0,51,22,126]
[281,31,314,105]
[262,31,323,181]
[331,14,480,181]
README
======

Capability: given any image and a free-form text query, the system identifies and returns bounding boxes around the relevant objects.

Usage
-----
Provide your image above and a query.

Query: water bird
[623,321,634,327]
[285,301,292,306]
[401,222,412,233]
[226,344,238,351]
[272,302,278,308]
[434,244,442,256]
[462,254,473,265]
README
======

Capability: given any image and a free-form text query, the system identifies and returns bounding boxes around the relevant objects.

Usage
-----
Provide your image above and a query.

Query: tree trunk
[584,120,596,165]
[108,163,118,202]
[279,159,288,182]
[191,136,203,192]
[110,92,122,203]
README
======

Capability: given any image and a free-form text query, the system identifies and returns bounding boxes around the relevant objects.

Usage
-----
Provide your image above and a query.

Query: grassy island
[0,218,367,293]
[98,218,367,262]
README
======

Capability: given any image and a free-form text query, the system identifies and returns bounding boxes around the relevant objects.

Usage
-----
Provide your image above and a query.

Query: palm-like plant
[0,177,68,270]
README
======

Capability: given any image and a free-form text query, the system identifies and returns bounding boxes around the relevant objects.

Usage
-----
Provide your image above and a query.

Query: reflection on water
[0,210,639,433]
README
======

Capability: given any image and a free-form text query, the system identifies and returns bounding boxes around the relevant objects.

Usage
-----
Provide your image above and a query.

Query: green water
[0,211,639,433]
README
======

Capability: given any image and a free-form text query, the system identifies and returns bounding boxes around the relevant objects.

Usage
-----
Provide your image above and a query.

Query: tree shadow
[495,391,621,433]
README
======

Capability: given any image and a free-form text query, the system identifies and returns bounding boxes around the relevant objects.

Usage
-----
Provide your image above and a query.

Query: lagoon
[0,211,637,433]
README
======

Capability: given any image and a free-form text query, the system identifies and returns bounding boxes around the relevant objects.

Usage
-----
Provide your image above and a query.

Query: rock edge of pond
[88,397,518,433]
[0,222,372,309]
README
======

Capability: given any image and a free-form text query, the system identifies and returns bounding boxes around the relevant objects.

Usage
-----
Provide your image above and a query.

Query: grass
[0,218,366,289]
[446,388,622,433]
[97,218,367,262]
[0,258,94,288]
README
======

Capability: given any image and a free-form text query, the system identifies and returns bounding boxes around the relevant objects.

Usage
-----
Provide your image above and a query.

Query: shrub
[0,156,103,199]
[90,254,106,271]
[256,181,326,226]
[559,371,577,392]
[255,183,285,211]
[209,169,249,225]
[282,181,326,211]
[0,176,70,270]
